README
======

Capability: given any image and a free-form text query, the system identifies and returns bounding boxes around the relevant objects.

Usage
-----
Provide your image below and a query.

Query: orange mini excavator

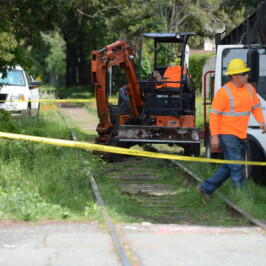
[91,33,200,155]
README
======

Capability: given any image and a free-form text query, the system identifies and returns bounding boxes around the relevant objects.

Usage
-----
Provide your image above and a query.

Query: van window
[0,69,26,86]
[257,49,266,101]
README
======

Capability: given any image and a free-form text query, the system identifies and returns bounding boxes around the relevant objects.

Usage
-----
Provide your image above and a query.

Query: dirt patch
[59,105,98,132]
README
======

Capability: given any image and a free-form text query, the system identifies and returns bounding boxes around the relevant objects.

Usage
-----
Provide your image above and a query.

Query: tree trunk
[77,47,90,85]
[66,42,77,87]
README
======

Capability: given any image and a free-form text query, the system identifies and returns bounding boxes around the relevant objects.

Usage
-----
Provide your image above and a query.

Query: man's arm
[152,71,162,82]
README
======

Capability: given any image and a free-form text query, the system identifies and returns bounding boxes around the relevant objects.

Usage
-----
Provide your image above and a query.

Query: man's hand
[152,71,162,82]
[211,135,220,149]
[260,122,266,134]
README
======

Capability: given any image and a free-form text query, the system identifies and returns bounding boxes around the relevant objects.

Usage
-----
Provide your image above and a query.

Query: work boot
[197,186,212,205]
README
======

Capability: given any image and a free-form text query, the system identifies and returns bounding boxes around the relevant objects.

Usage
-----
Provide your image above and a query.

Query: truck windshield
[0,69,26,86]
[257,49,266,101]
[222,48,266,101]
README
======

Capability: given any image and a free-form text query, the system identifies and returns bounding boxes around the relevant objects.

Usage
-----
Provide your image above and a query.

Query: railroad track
[59,110,131,266]
[59,109,266,266]
[106,156,266,228]
[170,159,266,231]
[109,158,213,225]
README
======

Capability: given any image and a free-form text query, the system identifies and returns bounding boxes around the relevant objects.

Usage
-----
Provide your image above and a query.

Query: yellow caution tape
[0,131,265,166]
[1,97,201,103]
[0,99,117,103]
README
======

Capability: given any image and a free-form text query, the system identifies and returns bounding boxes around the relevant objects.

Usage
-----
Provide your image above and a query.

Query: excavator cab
[138,33,194,91]
[134,33,196,123]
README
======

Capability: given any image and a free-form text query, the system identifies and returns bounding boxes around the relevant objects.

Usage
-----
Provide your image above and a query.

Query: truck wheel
[245,139,266,185]
[35,104,40,119]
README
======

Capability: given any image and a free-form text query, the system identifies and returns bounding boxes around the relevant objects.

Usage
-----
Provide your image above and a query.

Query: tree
[0,0,247,88]
[52,0,116,87]
[109,0,244,50]
[41,32,66,87]
[0,0,71,74]
[221,0,262,13]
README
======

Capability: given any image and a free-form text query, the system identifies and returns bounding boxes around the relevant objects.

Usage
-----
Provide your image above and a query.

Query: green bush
[55,85,93,99]
[0,110,20,133]
[0,110,102,221]
[189,53,215,92]
[137,52,152,80]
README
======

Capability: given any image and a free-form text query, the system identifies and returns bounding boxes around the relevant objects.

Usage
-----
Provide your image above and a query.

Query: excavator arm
[91,41,143,139]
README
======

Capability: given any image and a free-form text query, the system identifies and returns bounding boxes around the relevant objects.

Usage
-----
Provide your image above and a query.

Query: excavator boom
[91,41,143,134]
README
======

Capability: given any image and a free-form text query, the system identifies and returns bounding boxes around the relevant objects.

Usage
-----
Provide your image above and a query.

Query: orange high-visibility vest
[156,65,186,89]
[210,81,264,139]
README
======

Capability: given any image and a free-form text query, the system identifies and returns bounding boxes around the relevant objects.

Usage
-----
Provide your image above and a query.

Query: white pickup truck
[0,65,41,117]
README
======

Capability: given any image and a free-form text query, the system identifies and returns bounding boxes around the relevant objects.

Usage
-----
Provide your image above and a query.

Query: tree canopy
[221,0,262,12]
[0,0,71,74]
[0,0,263,87]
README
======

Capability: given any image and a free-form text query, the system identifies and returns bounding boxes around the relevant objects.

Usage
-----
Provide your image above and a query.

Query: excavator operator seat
[156,65,187,91]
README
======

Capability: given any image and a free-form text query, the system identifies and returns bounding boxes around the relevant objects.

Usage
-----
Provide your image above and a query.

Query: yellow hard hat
[224,58,251,75]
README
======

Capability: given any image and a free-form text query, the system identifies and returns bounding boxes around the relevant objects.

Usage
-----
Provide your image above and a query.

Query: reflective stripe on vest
[253,102,261,110]
[246,83,254,98]
[246,83,261,110]
[210,84,254,117]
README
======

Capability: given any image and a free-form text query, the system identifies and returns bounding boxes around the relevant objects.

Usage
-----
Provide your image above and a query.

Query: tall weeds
[0,109,102,221]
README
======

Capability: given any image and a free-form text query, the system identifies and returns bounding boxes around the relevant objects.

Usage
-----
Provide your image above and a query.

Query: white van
[0,65,40,117]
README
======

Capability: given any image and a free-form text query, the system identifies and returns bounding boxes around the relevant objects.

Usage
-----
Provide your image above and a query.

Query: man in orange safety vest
[197,58,266,204]
[154,65,186,89]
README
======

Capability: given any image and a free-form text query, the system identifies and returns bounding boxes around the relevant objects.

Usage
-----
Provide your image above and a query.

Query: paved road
[0,221,119,266]
[119,223,266,266]
[0,221,265,266]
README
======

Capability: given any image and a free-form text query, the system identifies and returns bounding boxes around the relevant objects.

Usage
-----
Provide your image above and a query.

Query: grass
[0,86,265,226]
[179,160,266,222]
[195,95,212,129]
[0,104,103,221]
[148,139,266,223]
[51,85,94,100]
[93,157,250,226]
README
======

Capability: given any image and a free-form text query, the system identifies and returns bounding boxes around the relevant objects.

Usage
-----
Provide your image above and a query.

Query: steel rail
[170,159,266,231]
[58,110,132,266]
